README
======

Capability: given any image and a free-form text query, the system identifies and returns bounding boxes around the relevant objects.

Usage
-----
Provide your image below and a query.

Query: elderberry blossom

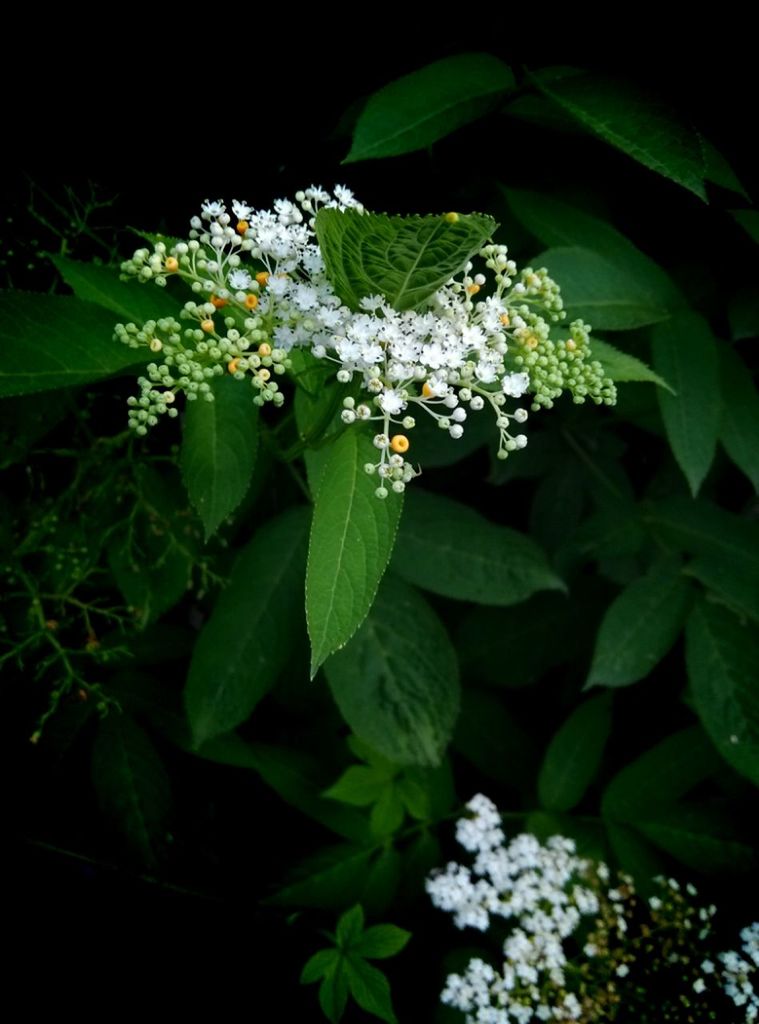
[115,188,615,491]
[117,187,363,429]
[428,794,757,1023]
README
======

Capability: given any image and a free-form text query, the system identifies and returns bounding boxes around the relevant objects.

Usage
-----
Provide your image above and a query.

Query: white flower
[377,389,406,415]
[231,200,253,220]
[502,372,530,397]
[228,269,252,290]
[201,199,225,219]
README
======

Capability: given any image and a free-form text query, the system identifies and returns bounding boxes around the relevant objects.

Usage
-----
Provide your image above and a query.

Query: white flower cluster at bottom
[427,794,759,1023]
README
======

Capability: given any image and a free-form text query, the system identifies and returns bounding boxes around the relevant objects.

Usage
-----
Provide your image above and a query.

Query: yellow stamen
[228,358,240,374]
[244,294,259,310]
[236,220,249,235]
[390,434,410,454]
[201,319,215,333]
[422,382,434,398]
[165,256,179,273]
[258,342,272,357]
[467,284,480,295]
[211,294,228,309]
[256,271,270,287]
[500,313,510,327]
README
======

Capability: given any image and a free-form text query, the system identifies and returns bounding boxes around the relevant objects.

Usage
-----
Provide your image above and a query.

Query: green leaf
[319,965,349,1024]
[91,713,171,868]
[457,592,592,688]
[325,574,460,767]
[337,904,365,948]
[392,489,564,605]
[306,429,403,676]
[108,523,191,628]
[324,766,392,807]
[301,949,339,984]
[180,376,259,539]
[729,289,759,340]
[589,338,674,392]
[645,496,759,567]
[605,821,666,888]
[526,811,608,861]
[185,507,309,745]
[687,602,759,785]
[585,558,693,689]
[537,71,707,200]
[369,787,406,838]
[50,254,179,322]
[0,291,146,397]
[652,310,721,495]
[731,208,759,246]
[345,54,514,163]
[646,498,759,622]
[719,344,759,492]
[453,689,539,794]
[686,553,759,624]
[602,726,721,821]
[271,845,376,909]
[315,208,496,312]
[503,188,681,312]
[700,136,748,198]
[634,804,755,873]
[538,694,612,812]
[197,738,369,843]
[344,956,397,1024]
[0,389,72,469]
[354,926,411,961]
[533,247,672,330]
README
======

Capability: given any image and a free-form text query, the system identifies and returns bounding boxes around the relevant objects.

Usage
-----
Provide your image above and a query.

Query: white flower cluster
[716,922,759,1021]
[118,188,615,490]
[426,794,602,1022]
[428,794,758,1024]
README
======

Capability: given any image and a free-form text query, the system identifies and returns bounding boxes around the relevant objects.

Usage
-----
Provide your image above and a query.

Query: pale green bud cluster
[509,318,617,411]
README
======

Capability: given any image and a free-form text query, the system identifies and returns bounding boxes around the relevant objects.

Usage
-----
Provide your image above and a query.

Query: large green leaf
[589,338,673,392]
[185,507,309,745]
[345,54,514,163]
[645,496,759,567]
[536,70,707,200]
[91,713,171,868]
[306,429,403,676]
[633,804,755,873]
[197,736,369,843]
[315,208,496,312]
[392,489,564,605]
[719,343,759,492]
[271,845,376,910]
[325,574,460,767]
[457,592,591,688]
[534,247,672,330]
[180,375,259,540]
[453,689,539,795]
[686,601,759,786]
[602,726,721,821]
[585,558,693,689]
[504,188,681,312]
[0,291,146,397]
[538,693,612,812]
[51,254,179,322]
[652,310,721,495]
